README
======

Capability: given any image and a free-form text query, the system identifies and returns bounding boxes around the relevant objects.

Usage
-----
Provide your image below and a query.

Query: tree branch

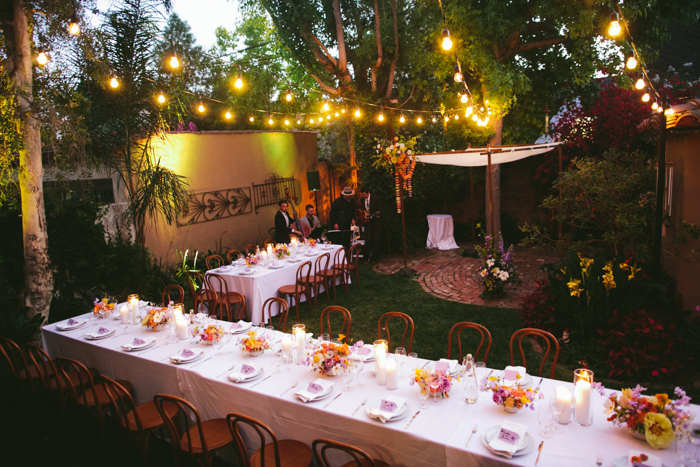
[385,0,398,98]
[396,84,416,109]
[332,0,348,74]
[308,31,337,68]
[516,36,569,54]
[371,0,383,92]
[303,65,340,95]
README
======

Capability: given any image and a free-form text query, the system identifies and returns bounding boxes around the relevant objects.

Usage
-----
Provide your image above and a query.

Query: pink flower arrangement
[411,368,454,397]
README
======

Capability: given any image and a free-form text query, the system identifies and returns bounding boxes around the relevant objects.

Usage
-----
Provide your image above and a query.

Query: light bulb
[296,119,301,124]
[319,116,323,122]
[198,103,205,113]
[484,116,489,124]
[334,112,339,117]
[310,118,315,124]
[472,114,478,122]
[480,106,485,111]
[665,108,674,116]
[432,116,437,123]
[444,115,449,122]
[284,119,290,125]
[488,109,492,115]
[285,89,293,102]
[170,53,180,69]
[651,102,659,110]
[626,53,638,70]
[341,109,346,113]
[641,93,650,102]
[417,116,423,124]
[454,65,463,83]
[323,101,330,112]
[109,76,119,89]
[354,108,361,118]
[225,111,232,119]
[378,113,384,122]
[442,28,452,51]
[635,78,645,90]
[460,92,469,104]
[249,115,254,122]
[234,73,243,89]
[400,115,405,123]
[36,51,48,66]
[609,12,621,37]
[268,117,274,125]
[157,93,165,104]
[466,106,473,116]
[327,113,332,119]
[68,17,80,36]
[454,114,459,120]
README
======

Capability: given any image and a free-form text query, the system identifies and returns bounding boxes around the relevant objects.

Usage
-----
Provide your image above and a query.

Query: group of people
[273,186,382,264]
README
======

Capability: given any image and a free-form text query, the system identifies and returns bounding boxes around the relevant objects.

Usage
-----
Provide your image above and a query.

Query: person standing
[300,204,322,238]
[274,200,302,244]
[359,187,382,263]
[329,186,356,248]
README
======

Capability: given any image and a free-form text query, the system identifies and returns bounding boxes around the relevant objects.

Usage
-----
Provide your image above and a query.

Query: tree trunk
[486,116,503,240]
[345,113,358,188]
[12,0,54,325]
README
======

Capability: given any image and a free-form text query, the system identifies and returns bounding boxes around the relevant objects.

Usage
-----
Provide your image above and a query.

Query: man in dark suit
[329,186,356,248]
[274,200,302,244]
[359,187,382,263]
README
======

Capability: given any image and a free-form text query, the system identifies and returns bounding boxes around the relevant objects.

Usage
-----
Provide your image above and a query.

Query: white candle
[281,336,292,356]
[261,251,268,265]
[129,296,139,322]
[294,328,305,364]
[267,245,273,256]
[375,347,386,385]
[120,305,129,324]
[555,386,572,424]
[173,309,188,340]
[385,357,398,390]
[575,379,591,425]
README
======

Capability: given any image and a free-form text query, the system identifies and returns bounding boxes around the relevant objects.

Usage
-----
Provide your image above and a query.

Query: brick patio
[373,244,560,308]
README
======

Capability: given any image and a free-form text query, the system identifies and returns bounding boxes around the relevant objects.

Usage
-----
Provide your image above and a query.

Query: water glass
[213,337,224,356]
[418,387,430,409]
[341,368,354,392]
[429,381,441,406]
[222,331,233,354]
[475,362,486,382]
[538,399,554,439]
[272,353,283,375]
[549,392,566,434]
[266,325,275,340]
[353,358,365,389]
[395,347,407,380]
[676,433,697,467]
[408,352,419,375]
[119,320,128,335]
[282,352,292,371]
[319,333,330,343]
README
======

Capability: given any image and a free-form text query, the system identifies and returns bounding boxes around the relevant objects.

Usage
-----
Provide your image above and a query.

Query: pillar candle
[173,309,187,340]
[281,336,292,356]
[120,305,129,324]
[267,245,273,257]
[261,251,268,265]
[128,295,139,323]
[375,347,386,385]
[385,357,398,390]
[575,379,591,425]
[555,386,572,424]
[294,328,305,364]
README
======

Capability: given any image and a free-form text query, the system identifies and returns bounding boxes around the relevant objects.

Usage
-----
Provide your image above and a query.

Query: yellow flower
[644,413,674,449]
[619,263,630,271]
[602,271,616,291]
[504,398,515,408]
[567,279,582,297]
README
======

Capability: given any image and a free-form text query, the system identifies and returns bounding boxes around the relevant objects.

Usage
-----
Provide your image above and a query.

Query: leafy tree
[155,13,210,94]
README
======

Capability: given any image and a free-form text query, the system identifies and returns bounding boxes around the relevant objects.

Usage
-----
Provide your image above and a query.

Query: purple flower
[93,298,100,305]
[187,122,198,132]
[485,236,492,242]
[440,376,451,392]
[493,393,502,404]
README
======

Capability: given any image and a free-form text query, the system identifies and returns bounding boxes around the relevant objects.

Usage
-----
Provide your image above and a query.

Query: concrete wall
[143,131,319,264]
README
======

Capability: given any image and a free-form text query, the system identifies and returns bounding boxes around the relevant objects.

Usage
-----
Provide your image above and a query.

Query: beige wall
[143,131,319,264]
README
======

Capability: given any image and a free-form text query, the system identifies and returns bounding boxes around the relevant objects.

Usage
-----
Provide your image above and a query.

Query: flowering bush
[305,341,353,376]
[141,307,171,330]
[482,376,539,410]
[519,279,558,331]
[474,227,521,297]
[601,384,692,449]
[238,330,270,354]
[192,323,224,343]
[411,368,455,398]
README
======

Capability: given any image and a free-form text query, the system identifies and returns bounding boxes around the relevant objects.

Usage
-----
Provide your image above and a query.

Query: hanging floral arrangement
[373,137,419,213]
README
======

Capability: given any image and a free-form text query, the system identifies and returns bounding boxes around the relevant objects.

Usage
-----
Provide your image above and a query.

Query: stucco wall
[143,131,319,264]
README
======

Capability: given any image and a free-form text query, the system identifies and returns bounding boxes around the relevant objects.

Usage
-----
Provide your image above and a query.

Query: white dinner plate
[227,366,264,383]
[297,385,334,403]
[612,457,668,467]
[85,328,116,340]
[269,263,286,269]
[56,319,87,331]
[480,425,535,457]
[288,257,303,263]
[170,350,204,364]
[228,322,253,334]
[122,338,156,352]
[238,269,255,275]
[365,400,410,422]
[503,372,533,388]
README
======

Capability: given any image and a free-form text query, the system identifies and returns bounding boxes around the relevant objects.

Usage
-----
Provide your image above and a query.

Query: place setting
[227,320,253,335]
[294,379,335,404]
[480,420,536,459]
[169,348,205,364]
[226,363,265,384]
[121,337,156,352]
[366,395,411,424]
[55,317,87,331]
[85,326,116,340]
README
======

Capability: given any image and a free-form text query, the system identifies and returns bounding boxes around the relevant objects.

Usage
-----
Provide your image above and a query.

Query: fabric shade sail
[415,141,563,167]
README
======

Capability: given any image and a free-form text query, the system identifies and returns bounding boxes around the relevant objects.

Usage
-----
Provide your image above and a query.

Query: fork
[352,399,367,416]
[466,423,478,447]
[280,381,299,397]
[217,363,236,379]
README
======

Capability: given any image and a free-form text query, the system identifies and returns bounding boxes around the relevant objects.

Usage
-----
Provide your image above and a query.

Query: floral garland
[411,368,454,397]
[373,137,419,213]
[238,330,270,354]
[305,340,354,376]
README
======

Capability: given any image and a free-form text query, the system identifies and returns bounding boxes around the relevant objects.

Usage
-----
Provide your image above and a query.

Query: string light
[285,89,293,102]
[484,116,489,125]
[664,108,674,116]
[444,115,449,122]
[354,108,361,118]
[651,102,659,110]
[454,65,463,83]
[378,111,384,122]
[466,106,473,116]
[322,99,330,112]
[454,114,459,120]
[36,49,48,66]
[319,116,323,122]
[460,91,469,104]
[225,110,232,119]
[432,116,437,123]
[310,118,315,124]
[487,108,492,116]
[334,112,339,117]
[417,116,423,124]
[341,108,346,114]
[635,77,645,90]
[626,51,638,70]
[234,72,243,89]
[608,12,621,37]
[249,115,254,122]
[399,114,405,123]
[268,115,274,125]
[441,28,453,51]
[68,16,80,36]
[157,92,166,104]
[284,118,290,125]
[197,101,205,113]
[641,93,650,102]
[169,51,180,69]
[657,106,663,113]
[296,119,301,124]
[109,75,119,89]
[471,114,478,122]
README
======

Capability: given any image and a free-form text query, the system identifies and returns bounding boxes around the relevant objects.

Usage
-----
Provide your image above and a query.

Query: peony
[644,413,674,449]
[440,376,451,392]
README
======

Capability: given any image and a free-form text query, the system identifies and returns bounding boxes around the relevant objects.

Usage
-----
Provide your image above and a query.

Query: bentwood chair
[312,438,390,467]
[194,289,218,318]
[262,297,290,333]
[101,375,178,467]
[320,306,352,343]
[227,412,313,467]
[306,253,331,307]
[205,255,224,270]
[219,292,247,322]
[333,243,361,290]
[263,239,276,249]
[509,328,560,379]
[185,271,205,305]
[162,284,185,306]
[204,273,233,319]
[447,322,492,364]
[154,394,233,467]
[0,336,30,384]
[227,249,243,264]
[322,248,347,299]
[278,261,312,320]
[377,312,414,354]
[245,244,257,255]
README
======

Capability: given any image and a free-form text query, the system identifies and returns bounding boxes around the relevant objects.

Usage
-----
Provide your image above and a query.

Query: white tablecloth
[205,245,344,324]
[426,214,459,250]
[42,315,697,467]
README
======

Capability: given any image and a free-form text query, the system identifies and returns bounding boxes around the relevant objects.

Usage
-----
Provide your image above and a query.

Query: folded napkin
[170,348,203,363]
[488,420,528,458]
[436,358,460,373]
[227,364,259,383]
[295,379,334,402]
[368,395,407,423]
[353,346,374,361]
[121,337,154,351]
[270,261,281,268]
[503,366,527,382]
[86,327,113,339]
[57,318,85,330]
[228,320,250,333]
[627,450,662,467]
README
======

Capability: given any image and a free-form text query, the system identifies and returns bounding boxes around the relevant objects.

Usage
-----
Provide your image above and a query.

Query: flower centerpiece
[411,368,455,398]
[245,254,259,267]
[305,238,317,248]
[474,226,521,298]
[192,323,225,344]
[141,306,171,331]
[373,137,418,213]
[238,330,270,356]
[602,385,693,449]
[274,243,290,260]
[482,375,539,412]
[305,340,354,376]
[93,297,115,318]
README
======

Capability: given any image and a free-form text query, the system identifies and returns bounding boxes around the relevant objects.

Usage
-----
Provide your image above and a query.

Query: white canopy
[415,141,562,167]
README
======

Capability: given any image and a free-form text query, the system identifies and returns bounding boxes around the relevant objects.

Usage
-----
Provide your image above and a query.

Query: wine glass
[538,399,554,439]
[213,335,225,356]
[395,347,407,380]
[266,325,275,340]
[429,380,441,406]
[418,386,430,409]
[319,333,330,343]
[353,358,365,389]
[119,319,128,336]
[341,367,354,392]
[272,352,283,375]
[549,392,565,434]
[408,352,419,379]
[676,433,697,467]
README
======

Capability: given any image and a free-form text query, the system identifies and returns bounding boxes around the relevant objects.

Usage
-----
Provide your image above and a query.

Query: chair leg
[355,267,360,290]
[307,288,313,313]
[294,294,300,321]
[313,284,319,309]
[324,276,331,303]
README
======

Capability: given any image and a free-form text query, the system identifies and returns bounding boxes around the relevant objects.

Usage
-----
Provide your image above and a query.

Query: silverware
[486,369,494,378]
[138,344,160,355]
[421,360,430,369]
[191,356,212,368]
[466,423,478,447]
[535,441,543,466]
[280,382,299,396]
[216,364,236,379]
[250,375,272,388]
[352,399,367,416]
[535,378,544,391]
[404,411,420,430]
[323,393,342,409]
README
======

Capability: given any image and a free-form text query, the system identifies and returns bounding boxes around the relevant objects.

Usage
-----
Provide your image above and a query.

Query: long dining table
[204,244,345,324]
[42,313,697,467]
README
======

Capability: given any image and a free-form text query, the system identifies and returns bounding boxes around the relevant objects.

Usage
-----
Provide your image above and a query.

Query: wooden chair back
[262,298,289,333]
[332,247,347,269]
[205,273,229,296]
[263,239,275,248]
[378,312,414,354]
[245,244,257,255]
[314,253,330,277]
[227,249,242,263]
[185,271,205,304]
[162,284,185,305]
[194,289,218,316]
[347,243,362,268]
[320,306,352,342]
[226,412,281,467]
[24,343,59,390]
[206,255,224,270]
[154,393,209,461]
[447,322,492,364]
[100,374,141,433]
[56,357,100,408]
[312,438,378,467]
[296,261,312,289]
[0,336,27,380]
[509,328,560,379]
[220,292,247,322]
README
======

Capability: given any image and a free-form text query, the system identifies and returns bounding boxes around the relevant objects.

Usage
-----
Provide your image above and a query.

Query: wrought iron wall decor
[252,174,299,214]
[177,187,252,226]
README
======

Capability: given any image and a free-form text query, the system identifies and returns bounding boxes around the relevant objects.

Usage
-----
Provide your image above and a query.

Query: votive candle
[374,339,388,385]
[120,305,129,324]
[128,294,139,322]
[292,324,306,364]
[385,357,398,390]
[555,386,572,424]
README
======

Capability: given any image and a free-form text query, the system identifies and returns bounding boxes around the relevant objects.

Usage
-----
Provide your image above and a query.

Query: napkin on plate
[229,320,250,332]
[368,395,407,423]
[436,358,460,373]
[170,348,203,363]
[353,346,374,361]
[86,327,113,339]
[503,366,527,382]
[627,449,662,467]
[121,337,154,351]
[227,364,259,383]
[487,420,528,458]
[57,318,85,330]
[295,379,334,402]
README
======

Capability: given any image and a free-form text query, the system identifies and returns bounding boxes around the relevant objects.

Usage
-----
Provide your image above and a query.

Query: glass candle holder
[292,324,306,364]
[128,294,140,323]
[573,369,594,426]
[373,339,388,385]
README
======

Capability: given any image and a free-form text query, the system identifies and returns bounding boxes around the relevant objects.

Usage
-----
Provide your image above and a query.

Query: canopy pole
[487,147,495,238]
[558,139,563,239]
[400,181,408,269]
[470,167,475,240]
[653,99,667,281]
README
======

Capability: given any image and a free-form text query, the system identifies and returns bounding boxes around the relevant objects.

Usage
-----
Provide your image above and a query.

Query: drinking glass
[213,336,225,356]
[222,331,233,355]
[549,392,565,434]
[119,320,128,336]
[538,400,554,439]
[266,325,275,340]
[418,386,430,409]
[429,380,441,406]
[395,347,407,380]
[331,338,341,345]
[341,368,354,392]
[272,352,283,375]
[475,362,486,384]
[165,320,177,345]
[319,333,330,343]
[676,433,697,467]
[282,352,292,371]
[353,358,365,389]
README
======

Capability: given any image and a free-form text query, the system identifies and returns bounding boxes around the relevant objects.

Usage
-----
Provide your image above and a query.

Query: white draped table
[205,244,345,324]
[42,316,696,467]
[426,214,459,250]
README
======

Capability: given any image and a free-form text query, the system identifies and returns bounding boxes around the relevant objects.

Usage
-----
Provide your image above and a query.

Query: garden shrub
[518,279,557,331]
